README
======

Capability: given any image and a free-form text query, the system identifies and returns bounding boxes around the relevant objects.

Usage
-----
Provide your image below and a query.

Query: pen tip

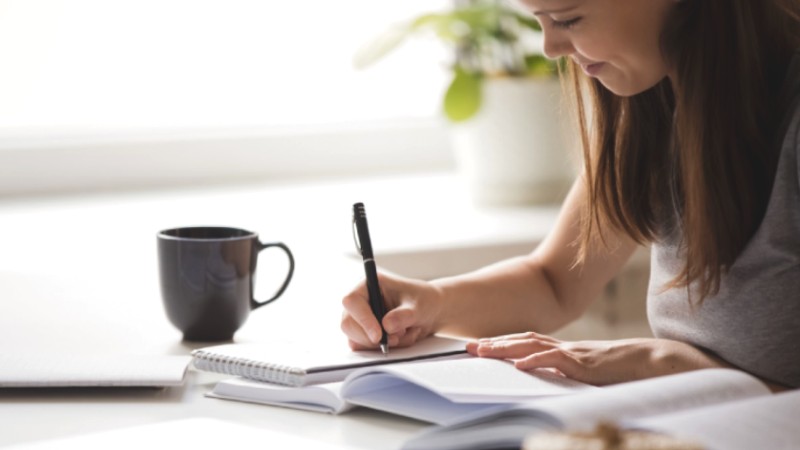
[380,344,389,356]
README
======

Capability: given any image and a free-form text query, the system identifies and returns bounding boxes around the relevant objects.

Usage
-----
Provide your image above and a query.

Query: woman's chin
[597,75,669,97]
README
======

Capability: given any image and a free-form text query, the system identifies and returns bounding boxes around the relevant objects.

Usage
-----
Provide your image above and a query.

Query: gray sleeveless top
[647,52,800,388]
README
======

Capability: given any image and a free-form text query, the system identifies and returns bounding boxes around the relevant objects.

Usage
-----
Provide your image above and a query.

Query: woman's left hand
[466,332,730,386]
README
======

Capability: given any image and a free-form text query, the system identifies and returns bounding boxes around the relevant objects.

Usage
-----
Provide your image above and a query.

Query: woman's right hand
[341,272,444,351]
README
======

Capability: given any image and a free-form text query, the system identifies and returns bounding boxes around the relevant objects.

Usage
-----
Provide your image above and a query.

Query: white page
[630,389,800,450]
[207,378,353,414]
[0,354,191,387]
[343,357,593,403]
[341,357,592,426]
[342,373,508,425]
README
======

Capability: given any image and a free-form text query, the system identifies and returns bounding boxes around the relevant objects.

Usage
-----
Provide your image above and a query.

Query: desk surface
[0,173,561,449]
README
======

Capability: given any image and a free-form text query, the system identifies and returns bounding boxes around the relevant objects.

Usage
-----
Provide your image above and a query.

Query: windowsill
[0,118,454,197]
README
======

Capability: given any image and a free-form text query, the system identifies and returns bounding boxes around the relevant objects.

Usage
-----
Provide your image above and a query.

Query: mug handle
[250,241,295,310]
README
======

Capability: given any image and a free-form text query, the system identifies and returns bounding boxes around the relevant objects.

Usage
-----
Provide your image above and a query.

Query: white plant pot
[450,77,577,206]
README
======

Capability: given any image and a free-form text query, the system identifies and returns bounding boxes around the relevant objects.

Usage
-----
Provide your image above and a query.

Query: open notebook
[206,357,594,425]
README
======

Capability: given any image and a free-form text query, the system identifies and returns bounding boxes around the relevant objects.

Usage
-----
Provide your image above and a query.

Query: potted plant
[355,0,576,206]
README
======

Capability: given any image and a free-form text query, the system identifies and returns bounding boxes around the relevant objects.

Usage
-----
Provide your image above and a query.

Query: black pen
[352,202,389,355]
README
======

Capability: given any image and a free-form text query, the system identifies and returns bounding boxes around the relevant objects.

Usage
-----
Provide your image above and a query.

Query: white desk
[0,173,571,449]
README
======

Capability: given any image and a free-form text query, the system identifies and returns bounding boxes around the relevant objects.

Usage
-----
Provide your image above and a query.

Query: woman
[341,0,800,390]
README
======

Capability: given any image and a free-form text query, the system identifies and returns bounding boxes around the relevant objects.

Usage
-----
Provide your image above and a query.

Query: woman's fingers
[470,340,587,381]
[479,331,561,344]
[467,335,557,359]
[341,312,376,349]
[342,272,439,351]
[471,334,683,386]
[514,348,584,380]
[341,275,424,349]
[393,327,423,348]
[382,303,419,335]
[341,287,383,346]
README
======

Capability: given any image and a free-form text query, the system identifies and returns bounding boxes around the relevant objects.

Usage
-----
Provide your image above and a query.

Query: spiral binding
[191,349,306,386]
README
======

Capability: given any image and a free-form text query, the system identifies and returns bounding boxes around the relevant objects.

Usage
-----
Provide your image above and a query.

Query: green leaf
[443,67,482,122]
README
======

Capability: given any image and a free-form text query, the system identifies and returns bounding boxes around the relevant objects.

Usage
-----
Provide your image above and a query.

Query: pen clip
[352,214,362,256]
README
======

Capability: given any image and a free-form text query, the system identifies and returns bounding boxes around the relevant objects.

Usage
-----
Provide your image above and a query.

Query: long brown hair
[570,0,800,301]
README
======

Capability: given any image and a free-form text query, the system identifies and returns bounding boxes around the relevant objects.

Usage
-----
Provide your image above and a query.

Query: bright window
[0,1,458,195]
[0,0,451,130]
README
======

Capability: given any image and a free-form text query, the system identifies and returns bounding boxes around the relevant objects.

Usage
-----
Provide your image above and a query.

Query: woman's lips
[581,62,605,77]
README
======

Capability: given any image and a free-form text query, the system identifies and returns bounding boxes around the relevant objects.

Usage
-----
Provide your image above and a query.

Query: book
[191,335,470,387]
[0,354,191,387]
[207,357,594,425]
[401,368,774,450]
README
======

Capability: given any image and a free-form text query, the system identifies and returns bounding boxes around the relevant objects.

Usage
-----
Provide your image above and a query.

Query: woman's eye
[551,17,581,29]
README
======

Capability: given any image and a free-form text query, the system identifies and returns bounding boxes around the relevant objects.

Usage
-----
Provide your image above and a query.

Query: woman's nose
[542,30,574,59]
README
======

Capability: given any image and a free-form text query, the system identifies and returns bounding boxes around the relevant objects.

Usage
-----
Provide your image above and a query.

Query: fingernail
[369,329,381,343]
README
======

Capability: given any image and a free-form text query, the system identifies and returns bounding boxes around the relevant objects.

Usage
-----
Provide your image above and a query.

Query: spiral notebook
[191,335,469,387]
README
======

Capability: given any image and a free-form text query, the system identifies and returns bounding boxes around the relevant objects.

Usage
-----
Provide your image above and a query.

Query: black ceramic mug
[157,226,294,341]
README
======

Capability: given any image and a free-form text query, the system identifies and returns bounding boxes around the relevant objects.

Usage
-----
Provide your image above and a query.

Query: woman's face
[519,0,676,96]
